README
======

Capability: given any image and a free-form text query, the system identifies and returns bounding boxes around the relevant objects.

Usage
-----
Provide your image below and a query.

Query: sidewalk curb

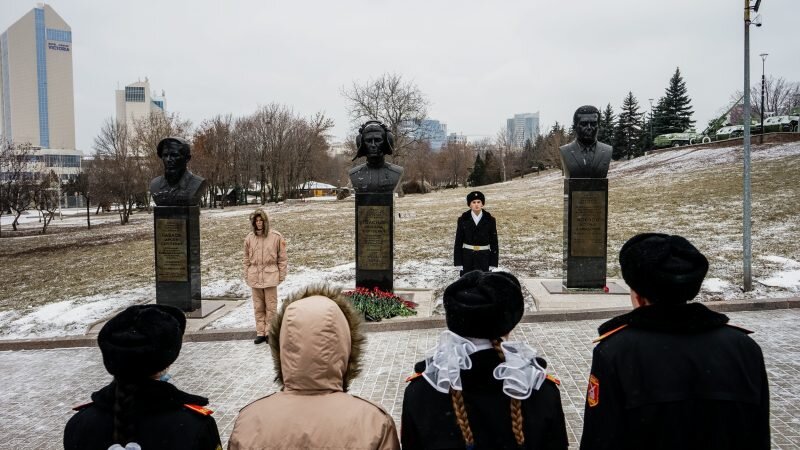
[1,297,798,351]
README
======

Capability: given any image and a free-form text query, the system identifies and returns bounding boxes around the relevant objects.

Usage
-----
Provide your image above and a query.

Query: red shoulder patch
[586,374,600,407]
[726,324,754,334]
[405,372,423,383]
[72,401,93,411]
[184,404,214,416]
[545,374,561,386]
[592,324,629,343]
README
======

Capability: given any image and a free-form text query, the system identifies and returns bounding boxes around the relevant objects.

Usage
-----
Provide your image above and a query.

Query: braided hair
[112,379,139,445]
[448,338,525,449]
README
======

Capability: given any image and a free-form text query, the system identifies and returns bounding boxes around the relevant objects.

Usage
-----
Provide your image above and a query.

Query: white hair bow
[108,443,141,450]
[421,331,547,399]
[493,341,547,399]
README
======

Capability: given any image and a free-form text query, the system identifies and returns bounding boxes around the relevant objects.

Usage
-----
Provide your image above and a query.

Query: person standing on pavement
[64,304,222,450]
[402,271,568,450]
[454,191,499,276]
[228,283,400,450]
[243,208,287,345]
[580,233,770,450]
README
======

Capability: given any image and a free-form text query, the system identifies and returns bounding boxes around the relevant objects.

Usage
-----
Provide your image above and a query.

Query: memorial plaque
[570,191,606,257]
[357,206,391,270]
[156,218,188,281]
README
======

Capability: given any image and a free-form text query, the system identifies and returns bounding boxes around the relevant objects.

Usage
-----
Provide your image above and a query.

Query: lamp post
[759,53,768,143]
[648,98,654,150]
[742,0,761,292]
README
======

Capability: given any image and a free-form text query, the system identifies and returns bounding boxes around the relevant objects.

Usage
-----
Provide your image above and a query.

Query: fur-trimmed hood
[249,208,270,235]
[268,283,364,392]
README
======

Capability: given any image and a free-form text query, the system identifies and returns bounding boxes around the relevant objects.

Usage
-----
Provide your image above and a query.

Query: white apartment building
[506,112,540,149]
[115,78,166,131]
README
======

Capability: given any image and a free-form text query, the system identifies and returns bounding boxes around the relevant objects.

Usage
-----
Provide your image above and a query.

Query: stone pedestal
[563,178,608,289]
[355,192,394,292]
[153,206,201,311]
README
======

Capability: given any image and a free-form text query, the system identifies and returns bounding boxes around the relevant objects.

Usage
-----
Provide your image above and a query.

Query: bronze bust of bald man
[150,137,207,206]
[559,106,613,178]
[348,120,404,193]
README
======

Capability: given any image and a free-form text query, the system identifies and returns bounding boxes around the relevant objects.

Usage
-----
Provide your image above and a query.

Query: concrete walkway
[2,308,799,449]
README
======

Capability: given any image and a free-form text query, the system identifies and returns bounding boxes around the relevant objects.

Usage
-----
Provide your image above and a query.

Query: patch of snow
[702,278,731,293]
[758,255,800,290]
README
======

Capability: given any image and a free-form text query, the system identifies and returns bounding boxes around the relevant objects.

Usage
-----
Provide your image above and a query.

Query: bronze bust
[348,121,404,193]
[150,137,207,206]
[559,105,612,178]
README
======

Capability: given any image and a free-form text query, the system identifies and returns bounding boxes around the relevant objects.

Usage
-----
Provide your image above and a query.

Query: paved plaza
[2,308,799,449]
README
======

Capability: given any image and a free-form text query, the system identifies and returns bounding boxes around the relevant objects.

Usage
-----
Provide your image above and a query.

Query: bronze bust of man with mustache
[150,137,207,206]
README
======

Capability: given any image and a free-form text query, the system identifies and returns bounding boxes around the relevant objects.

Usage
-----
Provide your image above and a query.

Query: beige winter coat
[243,209,287,288]
[227,284,400,450]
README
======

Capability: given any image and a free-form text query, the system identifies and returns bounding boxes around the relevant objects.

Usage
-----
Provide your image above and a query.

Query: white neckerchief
[471,210,483,225]
[421,331,546,399]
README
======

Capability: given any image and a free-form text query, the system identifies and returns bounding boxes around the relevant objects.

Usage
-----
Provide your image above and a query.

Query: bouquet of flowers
[343,287,418,322]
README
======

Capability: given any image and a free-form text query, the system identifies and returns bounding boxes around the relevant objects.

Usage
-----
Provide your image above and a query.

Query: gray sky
[2,0,797,153]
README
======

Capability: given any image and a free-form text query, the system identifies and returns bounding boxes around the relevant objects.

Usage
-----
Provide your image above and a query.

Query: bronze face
[363,130,384,159]
[161,141,188,179]
[576,113,599,146]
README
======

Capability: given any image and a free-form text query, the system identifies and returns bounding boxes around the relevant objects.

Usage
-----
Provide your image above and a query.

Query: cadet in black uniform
[64,305,222,450]
[580,233,770,450]
[402,271,567,450]
[454,191,498,276]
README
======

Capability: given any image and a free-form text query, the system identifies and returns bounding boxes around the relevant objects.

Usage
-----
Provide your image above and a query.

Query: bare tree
[435,141,473,187]
[33,170,60,234]
[193,115,235,208]
[131,111,193,185]
[92,119,142,224]
[0,140,37,233]
[750,76,800,118]
[341,72,429,161]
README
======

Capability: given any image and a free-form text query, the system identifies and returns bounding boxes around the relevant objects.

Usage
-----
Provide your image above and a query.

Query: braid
[450,389,475,448]
[492,339,525,447]
[113,379,139,445]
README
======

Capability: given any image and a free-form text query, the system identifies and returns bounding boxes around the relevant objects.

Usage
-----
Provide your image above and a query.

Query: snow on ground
[0,287,152,339]
[757,256,800,291]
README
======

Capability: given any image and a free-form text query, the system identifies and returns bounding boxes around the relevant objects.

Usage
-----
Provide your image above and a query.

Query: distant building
[0,145,83,183]
[417,119,447,151]
[327,141,350,157]
[447,132,467,146]
[0,4,76,150]
[116,78,166,131]
[506,112,540,149]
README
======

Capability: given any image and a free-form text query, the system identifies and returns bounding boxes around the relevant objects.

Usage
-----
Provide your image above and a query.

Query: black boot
[254,335,268,344]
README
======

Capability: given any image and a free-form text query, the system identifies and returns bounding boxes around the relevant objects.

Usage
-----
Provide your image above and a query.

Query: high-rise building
[506,112,540,149]
[0,4,75,150]
[447,132,467,146]
[115,77,166,131]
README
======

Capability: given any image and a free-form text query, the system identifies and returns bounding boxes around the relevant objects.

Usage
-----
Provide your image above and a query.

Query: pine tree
[613,92,644,160]
[598,103,615,144]
[467,154,486,186]
[656,67,695,134]
[483,151,502,184]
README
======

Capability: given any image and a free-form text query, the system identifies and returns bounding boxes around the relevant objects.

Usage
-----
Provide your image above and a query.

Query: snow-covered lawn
[1,142,799,339]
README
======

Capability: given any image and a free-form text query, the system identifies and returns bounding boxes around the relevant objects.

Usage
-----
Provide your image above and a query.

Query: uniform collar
[598,302,729,336]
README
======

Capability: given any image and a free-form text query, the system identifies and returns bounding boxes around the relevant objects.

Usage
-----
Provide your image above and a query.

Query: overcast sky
[1,0,797,153]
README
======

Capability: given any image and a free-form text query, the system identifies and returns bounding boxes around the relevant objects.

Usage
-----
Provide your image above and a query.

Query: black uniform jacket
[453,210,499,268]
[64,379,222,450]
[402,349,568,450]
[580,302,770,450]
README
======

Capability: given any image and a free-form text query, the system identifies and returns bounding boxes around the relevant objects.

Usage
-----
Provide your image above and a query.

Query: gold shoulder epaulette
[592,324,629,343]
[545,374,561,386]
[184,404,214,416]
[726,324,754,334]
[405,372,423,383]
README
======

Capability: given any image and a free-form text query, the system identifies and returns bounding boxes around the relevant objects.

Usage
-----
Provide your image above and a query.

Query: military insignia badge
[587,374,600,407]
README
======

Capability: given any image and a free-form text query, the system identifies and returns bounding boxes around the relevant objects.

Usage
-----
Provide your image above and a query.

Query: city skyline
[0,0,797,153]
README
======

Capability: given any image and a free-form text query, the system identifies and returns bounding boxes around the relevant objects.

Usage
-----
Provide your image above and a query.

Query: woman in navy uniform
[454,191,498,276]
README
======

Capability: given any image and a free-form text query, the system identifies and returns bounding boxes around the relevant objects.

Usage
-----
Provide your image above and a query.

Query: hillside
[1,142,798,338]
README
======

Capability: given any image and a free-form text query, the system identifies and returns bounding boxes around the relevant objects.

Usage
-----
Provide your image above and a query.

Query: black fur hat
[466,191,485,206]
[619,233,709,304]
[443,270,524,339]
[98,304,187,379]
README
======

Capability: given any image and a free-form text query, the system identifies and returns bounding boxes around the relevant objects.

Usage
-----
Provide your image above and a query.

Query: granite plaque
[156,218,188,281]
[570,191,606,257]
[357,206,391,270]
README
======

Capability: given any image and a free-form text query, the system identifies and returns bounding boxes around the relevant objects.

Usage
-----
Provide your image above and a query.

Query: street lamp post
[648,98,654,150]
[759,53,768,144]
[742,0,761,292]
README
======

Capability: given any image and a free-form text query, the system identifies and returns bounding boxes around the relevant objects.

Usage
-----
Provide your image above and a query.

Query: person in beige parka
[227,283,400,450]
[243,208,287,344]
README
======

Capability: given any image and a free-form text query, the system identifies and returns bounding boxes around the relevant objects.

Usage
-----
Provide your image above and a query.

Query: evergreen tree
[467,154,486,186]
[656,67,695,133]
[483,151,502,184]
[597,103,615,144]
[613,92,644,160]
